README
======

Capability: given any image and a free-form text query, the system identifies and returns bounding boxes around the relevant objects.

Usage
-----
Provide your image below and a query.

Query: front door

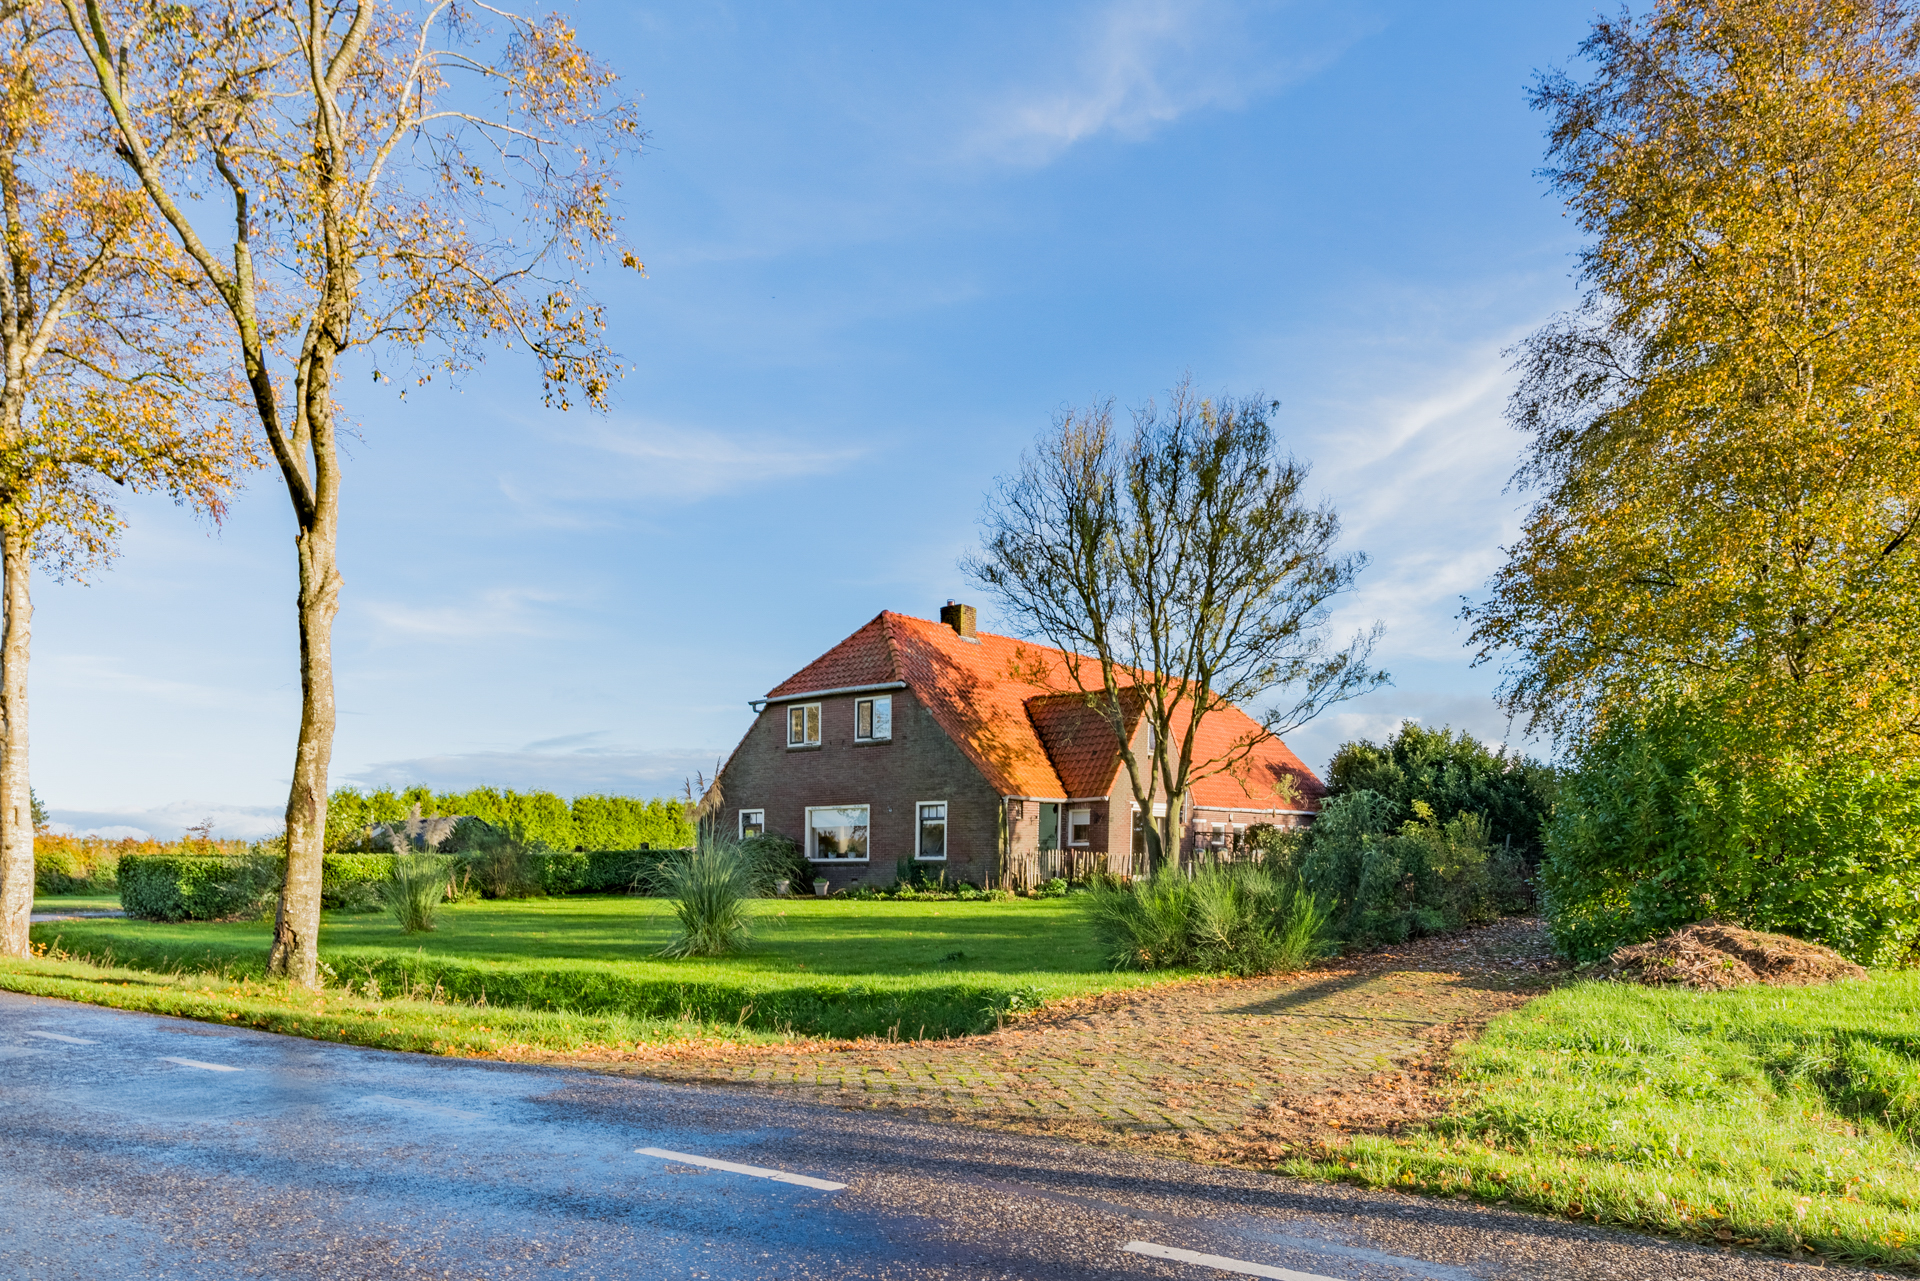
[1038,803,1059,852]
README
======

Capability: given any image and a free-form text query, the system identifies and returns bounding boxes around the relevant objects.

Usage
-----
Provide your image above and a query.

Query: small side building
[717,603,1326,891]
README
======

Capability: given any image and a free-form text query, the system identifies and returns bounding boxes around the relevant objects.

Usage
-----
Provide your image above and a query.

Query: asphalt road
[0,991,1890,1281]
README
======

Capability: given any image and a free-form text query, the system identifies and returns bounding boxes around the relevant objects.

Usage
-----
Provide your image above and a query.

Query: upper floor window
[855,695,892,742]
[787,703,821,747]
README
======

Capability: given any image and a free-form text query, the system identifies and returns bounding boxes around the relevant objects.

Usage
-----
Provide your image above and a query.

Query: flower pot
[775,878,791,898]
[813,879,830,898]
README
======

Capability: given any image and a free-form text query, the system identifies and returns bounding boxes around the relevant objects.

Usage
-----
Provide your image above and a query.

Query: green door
[1039,802,1059,852]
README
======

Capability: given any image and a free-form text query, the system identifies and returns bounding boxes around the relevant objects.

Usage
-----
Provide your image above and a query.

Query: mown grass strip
[28,895,1181,1038]
[0,955,778,1057]
[1287,973,1920,1270]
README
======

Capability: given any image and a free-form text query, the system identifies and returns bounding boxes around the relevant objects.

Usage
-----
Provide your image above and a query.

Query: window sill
[785,743,823,751]
[807,856,870,863]
[913,855,947,862]
[852,737,892,746]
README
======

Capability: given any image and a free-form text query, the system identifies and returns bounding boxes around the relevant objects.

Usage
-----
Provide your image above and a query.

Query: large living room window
[917,802,946,860]
[787,703,821,747]
[807,805,869,860]
[854,695,892,742]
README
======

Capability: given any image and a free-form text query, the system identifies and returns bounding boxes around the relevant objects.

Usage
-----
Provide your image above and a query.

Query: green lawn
[31,894,122,913]
[19,894,1178,1039]
[1295,972,1920,1270]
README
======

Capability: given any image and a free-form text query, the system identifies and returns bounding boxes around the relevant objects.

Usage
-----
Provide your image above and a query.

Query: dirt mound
[1598,921,1863,991]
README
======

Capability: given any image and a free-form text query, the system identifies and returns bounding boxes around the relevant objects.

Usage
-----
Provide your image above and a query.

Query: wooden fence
[998,847,1147,890]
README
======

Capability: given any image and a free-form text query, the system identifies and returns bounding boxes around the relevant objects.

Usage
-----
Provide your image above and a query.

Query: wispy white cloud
[499,416,866,524]
[46,801,287,842]
[361,587,565,642]
[39,654,265,711]
[346,734,726,800]
[970,0,1368,166]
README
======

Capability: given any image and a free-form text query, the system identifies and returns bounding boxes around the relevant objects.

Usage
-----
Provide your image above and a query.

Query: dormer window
[787,703,821,747]
[855,695,892,742]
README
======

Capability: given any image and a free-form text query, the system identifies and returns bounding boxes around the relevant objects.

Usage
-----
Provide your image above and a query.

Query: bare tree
[66,0,641,983]
[965,381,1385,870]
[0,0,249,956]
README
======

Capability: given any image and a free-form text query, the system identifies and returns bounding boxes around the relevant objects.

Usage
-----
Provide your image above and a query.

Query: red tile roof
[765,610,1324,809]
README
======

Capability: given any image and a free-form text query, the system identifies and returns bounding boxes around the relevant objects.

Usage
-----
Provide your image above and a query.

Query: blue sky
[39,0,1598,839]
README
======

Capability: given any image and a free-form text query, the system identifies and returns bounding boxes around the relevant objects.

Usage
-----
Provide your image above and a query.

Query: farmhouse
[719,602,1326,891]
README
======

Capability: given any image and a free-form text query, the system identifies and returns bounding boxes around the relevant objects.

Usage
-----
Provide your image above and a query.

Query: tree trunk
[0,521,30,956]
[267,518,340,984]
[268,329,343,986]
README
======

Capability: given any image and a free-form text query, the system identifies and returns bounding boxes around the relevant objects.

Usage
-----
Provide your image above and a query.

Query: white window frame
[806,804,871,862]
[915,800,948,861]
[854,694,893,743]
[739,809,765,840]
[787,702,821,748]
[1066,807,1092,847]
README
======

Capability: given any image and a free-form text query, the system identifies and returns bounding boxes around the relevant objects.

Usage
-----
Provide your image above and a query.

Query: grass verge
[0,954,777,1056]
[18,894,1181,1040]
[1288,973,1920,1270]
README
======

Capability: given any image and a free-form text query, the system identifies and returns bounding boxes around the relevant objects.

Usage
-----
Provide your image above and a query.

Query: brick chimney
[940,600,976,638]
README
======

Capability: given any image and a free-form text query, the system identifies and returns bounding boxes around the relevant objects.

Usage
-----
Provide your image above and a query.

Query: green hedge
[325,785,693,852]
[120,856,263,922]
[122,852,402,921]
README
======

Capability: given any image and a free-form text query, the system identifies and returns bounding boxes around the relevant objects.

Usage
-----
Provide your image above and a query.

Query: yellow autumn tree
[0,1,251,957]
[65,0,641,982]
[1465,0,1920,764]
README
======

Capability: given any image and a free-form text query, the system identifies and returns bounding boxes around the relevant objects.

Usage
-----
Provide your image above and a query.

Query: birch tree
[967,382,1386,870]
[0,0,249,957]
[1464,0,1920,761]
[66,0,641,983]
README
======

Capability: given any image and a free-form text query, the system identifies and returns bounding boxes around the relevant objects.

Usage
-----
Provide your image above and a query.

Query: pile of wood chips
[1595,920,1864,991]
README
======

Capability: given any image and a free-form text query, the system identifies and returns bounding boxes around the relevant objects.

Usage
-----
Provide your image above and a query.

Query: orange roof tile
[763,610,1325,808]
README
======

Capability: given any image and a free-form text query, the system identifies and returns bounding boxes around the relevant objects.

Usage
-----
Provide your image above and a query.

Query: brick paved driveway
[552,918,1560,1149]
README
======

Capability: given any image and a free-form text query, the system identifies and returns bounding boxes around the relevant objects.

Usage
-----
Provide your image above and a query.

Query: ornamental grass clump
[1088,862,1328,976]
[382,853,451,934]
[653,836,762,958]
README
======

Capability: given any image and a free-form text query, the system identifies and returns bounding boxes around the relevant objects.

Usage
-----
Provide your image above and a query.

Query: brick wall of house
[720,688,1005,890]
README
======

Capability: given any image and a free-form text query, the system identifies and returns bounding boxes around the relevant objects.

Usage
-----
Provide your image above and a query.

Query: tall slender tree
[66,0,642,982]
[1465,0,1920,758]
[0,0,250,957]
[967,381,1385,870]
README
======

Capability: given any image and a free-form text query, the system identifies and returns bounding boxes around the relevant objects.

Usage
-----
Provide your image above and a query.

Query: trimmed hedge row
[119,848,686,920]
[325,786,694,853]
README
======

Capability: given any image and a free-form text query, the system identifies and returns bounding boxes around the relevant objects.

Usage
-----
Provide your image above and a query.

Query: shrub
[119,854,278,921]
[1086,862,1328,976]
[652,837,764,958]
[1326,721,1558,864]
[1542,696,1920,966]
[1300,792,1527,946]
[382,853,452,933]
[321,852,394,911]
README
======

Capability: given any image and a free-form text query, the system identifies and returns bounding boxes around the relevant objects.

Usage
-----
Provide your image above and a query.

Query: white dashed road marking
[1122,1240,1342,1281]
[25,1031,97,1045]
[160,1056,242,1072]
[363,1094,480,1119]
[635,1146,847,1191]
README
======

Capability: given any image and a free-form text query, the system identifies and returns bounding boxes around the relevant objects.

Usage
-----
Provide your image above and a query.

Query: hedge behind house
[324,785,693,852]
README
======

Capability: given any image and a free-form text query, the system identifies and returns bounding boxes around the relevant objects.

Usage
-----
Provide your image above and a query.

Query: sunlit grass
[1292,973,1920,1269]
[16,894,1187,1039]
